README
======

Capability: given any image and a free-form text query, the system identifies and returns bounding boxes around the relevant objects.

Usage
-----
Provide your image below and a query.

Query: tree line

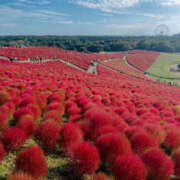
[0,35,180,53]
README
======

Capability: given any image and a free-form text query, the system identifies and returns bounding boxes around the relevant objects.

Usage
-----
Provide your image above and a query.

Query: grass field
[146,53,180,85]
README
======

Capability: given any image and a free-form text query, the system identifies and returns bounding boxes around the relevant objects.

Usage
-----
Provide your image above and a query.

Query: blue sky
[0,0,180,35]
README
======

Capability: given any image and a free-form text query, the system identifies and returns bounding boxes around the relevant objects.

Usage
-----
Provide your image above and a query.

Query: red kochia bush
[88,110,113,140]
[17,115,36,137]
[113,153,147,180]
[47,102,64,116]
[66,105,82,116]
[43,110,61,122]
[172,148,180,177]
[2,127,27,151]
[95,125,119,139]
[96,133,131,166]
[144,124,166,144]
[35,120,60,151]
[130,132,158,155]
[165,128,180,150]
[89,173,111,180]
[70,142,99,176]
[59,123,83,152]
[14,107,33,123]
[0,143,4,163]
[142,148,174,180]
[19,96,36,107]
[27,104,41,121]
[0,110,9,130]
[0,90,9,105]
[7,172,35,180]
[16,146,46,179]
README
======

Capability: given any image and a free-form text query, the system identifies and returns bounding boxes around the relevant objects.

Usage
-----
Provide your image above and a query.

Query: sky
[0,0,180,35]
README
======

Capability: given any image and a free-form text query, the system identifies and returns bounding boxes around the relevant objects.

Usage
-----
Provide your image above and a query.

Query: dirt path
[123,55,151,79]
[59,59,87,72]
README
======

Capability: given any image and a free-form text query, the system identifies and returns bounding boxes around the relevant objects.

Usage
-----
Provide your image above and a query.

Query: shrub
[89,173,111,180]
[0,110,9,130]
[14,107,34,123]
[47,102,64,116]
[0,143,4,163]
[19,96,36,107]
[17,115,36,137]
[5,102,16,116]
[130,132,158,155]
[35,120,60,151]
[0,90,9,105]
[144,124,166,144]
[70,142,99,176]
[113,153,147,180]
[95,125,119,139]
[88,110,113,140]
[142,148,174,180]
[43,110,61,122]
[69,114,82,123]
[59,123,83,152]
[49,92,65,103]
[96,133,131,166]
[2,127,27,151]
[67,105,82,116]
[27,104,41,121]
[172,148,180,177]
[15,146,46,179]
[165,128,180,151]
[7,172,35,180]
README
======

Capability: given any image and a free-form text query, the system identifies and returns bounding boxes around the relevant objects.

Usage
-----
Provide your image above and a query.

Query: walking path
[59,59,87,72]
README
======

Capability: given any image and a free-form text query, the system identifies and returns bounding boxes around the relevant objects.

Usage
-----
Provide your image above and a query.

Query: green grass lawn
[146,53,180,85]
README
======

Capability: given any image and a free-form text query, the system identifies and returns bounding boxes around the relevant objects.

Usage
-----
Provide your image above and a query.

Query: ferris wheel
[154,24,169,36]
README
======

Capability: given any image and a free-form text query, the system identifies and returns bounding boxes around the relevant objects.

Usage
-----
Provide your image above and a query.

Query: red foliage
[59,123,83,152]
[16,146,47,179]
[89,173,111,180]
[27,104,41,121]
[2,127,27,151]
[144,123,166,144]
[127,50,160,71]
[70,142,99,176]
[66,105,82,116]
[0,143,4,163]
[19,96,36,107]
[0,90,9,105]
[113,153,147,180]
[95,125,119,139]
[17,115,36,137]
[172,148,180,177]
[43,110,61,122]
[7,172,35,180]
[165,128,180,150]
[47,102,64,116]
[49,92,65,103]
[0,109,9,130]
[35,120,60,150]
[142,148,174,180]
[14,107,34,123]
[96,133,131,166]
[88,110,113,140]
[130,132,158,155]
[69,114,82,123]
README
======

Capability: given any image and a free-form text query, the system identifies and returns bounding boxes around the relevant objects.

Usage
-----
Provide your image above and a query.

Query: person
[90,60,95,66]
[9,57,13,62]
[40,57,43,62]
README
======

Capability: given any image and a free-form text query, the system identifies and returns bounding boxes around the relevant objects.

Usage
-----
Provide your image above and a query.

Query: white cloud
[72,0,180,16]
[0,5,72,25]
[17,0,51,5]
[160,0,180,6]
